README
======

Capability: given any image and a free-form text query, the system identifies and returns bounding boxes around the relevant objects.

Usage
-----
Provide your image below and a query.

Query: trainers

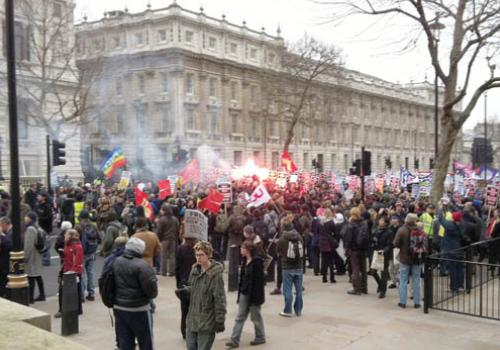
[347,290,361,295]
[250,339,266,346]
[414,304,421,309]
[388,283,397,289]
[398,303,406,309]
[279,311,293,318]
[270,288,281,295]
[225,341,239,349]
[54,311,62,319]
[86,295,95,301]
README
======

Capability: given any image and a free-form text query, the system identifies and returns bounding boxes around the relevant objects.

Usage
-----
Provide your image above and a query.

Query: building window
[4,21,30,61]
[116,106,125,134]
[186,109,195,130]
[93,38,103,52]
[135,32,144,46]
[209,110,217,133]
[230,42,238,54]
[53,2,63,17]
[250,86,257,103]
[209,78,217,97]
[160,72,168,93]
[270,120,278,137]
[234,151,243,166]
[138,75,145,95]
[17,100,29,139]
[272,152,279,169]
[159,104,171,132]
[231,113,239,133]
[230,82,238,101]
[185,73,194,94]
[136,104,146,134]
[303,153,309,169]
[185,30,194,43]
[158,29,167,43]
[208,37,217,49]
[116,78,123,96]
[250,48,257,59]
[268,52,275,63]
[112,36,121,49]
[344,154,349,172]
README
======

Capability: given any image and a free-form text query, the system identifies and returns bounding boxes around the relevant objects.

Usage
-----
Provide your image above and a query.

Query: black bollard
[228,245,240,292]
[61,271,79,335]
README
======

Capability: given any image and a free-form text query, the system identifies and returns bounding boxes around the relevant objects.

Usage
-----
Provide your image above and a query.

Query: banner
[375,178,385,193]
[184,209,208,241]
[419,179,432,197]
[217,182,232,203]
[101,147,127,179]
[135,187,154,220]
[198,189,224,214]
[247,184,272,208]
[157,179,172,200]
[118,171,131,190]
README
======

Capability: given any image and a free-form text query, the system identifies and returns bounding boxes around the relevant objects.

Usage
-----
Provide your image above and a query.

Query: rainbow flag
[100,147,127,178]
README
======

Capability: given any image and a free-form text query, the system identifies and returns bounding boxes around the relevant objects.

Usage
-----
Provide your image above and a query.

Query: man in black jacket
[175,237,197,339]
[113,237,158,350]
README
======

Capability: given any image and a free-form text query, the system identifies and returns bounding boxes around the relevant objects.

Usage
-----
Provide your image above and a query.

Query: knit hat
[334,213,344,224]
[26,211,38,223]
[125,237,145,255]
[452,211,462,222]
[79,209,90,220]
[61,221,72,231]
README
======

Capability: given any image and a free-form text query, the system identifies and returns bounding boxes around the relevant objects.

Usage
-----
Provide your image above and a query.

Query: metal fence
[424,237,500,321]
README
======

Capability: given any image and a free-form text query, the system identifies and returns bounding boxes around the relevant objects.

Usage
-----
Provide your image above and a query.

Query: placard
[217,182,232,203]
[184,209,208,241]
[486,185,499,207]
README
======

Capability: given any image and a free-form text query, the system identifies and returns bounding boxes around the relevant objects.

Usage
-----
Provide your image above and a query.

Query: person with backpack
[102,212,126,257]
[343,207,369,296]
[393,213,425,308]
[227,205,246,255]
[277,219,304,317]
[77,210,101,302]
[23,211,46,303]
[112,237,158,350]
[156,204,180,276]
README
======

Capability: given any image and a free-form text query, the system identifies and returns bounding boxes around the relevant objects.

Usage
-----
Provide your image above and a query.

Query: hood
[320,217,334,225]
[283,229,301,242]
[191,260,224,277]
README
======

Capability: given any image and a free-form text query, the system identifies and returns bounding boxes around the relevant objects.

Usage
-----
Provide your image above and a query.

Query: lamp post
[5,0,29,304]
[484,57,497,182]
[429,13,445,161]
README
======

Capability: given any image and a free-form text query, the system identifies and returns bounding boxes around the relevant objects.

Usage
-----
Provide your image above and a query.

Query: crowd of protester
[0,176,499,350]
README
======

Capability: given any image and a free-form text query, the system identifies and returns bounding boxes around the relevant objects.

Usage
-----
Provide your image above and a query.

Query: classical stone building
[0,0,83,186]
[75,2,464,176]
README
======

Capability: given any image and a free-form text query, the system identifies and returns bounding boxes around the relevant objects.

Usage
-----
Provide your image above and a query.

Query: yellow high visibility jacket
[420,211,451,237]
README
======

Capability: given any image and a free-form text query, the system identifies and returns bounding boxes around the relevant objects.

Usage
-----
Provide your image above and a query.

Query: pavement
[32,265,500,350]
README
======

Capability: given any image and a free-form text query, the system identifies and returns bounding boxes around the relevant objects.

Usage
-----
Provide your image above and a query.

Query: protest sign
[184,209,208,241]
[217,182,233,203]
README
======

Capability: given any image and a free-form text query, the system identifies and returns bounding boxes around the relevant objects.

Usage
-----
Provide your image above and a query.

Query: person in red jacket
[55,229,83,318]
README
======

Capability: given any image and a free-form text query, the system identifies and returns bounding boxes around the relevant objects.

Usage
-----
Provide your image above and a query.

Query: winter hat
[243,225,255,238]
[452,211,462,222]
[114,236,128,247]
[472,200,482,211]
[125,237,145,256]
[79,209,90,220]
[61,221,72,231]
[282,221,294,231]
[334,213,344,224]
[26,211,38,223]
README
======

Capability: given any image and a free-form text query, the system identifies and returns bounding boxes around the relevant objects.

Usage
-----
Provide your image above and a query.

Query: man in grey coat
[24,211,45,303]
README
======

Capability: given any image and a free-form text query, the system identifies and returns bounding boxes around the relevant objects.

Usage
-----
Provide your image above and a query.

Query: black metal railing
[424,237,500,321]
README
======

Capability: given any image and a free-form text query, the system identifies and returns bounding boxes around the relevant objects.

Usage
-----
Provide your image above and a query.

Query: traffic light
[350,159,361,176]
[414,158,419,170]
[384,156,392,170]
[429,158,435,170]
[173,148,188,164]
[80,146,90,172]
[362,150,371,176]
[52,140,66,166]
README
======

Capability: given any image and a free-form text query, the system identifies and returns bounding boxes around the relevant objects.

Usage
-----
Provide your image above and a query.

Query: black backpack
[34,226,47,253]
[82,223,100,255]
[98,260,116,308]
[354,222,370,250]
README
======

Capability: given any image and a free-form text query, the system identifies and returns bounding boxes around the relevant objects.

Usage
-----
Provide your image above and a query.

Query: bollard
[61,271,79,335]
[228,245,240,292]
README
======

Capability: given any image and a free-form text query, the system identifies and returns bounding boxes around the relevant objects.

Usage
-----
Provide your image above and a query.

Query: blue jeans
[230,294,265,345]
[282,269,303,315]
[398,263,422,306]
[447,260,464,291]
[82,254,96,297]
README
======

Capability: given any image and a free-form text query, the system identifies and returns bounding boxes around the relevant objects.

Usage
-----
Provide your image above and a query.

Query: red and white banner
[247,184,272,208]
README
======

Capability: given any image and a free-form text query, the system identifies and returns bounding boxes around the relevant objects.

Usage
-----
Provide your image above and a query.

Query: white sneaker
[279,311,293,318]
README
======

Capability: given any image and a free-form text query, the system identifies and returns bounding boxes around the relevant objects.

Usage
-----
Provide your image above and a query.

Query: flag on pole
[135,187,154,220]
[247,184,272,208]
[100,147,127,178]
[281,151,297,173]
[198,189,224,214]
[157,179,172,200]
[178,159,201,184]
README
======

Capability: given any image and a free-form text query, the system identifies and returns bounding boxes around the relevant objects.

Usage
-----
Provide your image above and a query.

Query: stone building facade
[75,2,464,176]
[0,0,83,186]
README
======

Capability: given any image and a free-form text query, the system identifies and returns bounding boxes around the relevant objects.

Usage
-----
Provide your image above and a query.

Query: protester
[132,217,161,268]
[77,209,101,301]
[185,241,226,350]
[156,204,180,276]
[0,217,12,298]
[344,207,369,295]
[24,211,46,303]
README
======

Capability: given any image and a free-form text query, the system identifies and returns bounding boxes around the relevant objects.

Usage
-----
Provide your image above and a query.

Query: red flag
[198,189,224,214]
[157,179,172,200]
[135,187,154,220]
[281,151,297,173]
[178,159,201,184]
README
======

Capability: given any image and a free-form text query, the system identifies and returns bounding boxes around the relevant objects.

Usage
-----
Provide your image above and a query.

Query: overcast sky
[75,0,500,132]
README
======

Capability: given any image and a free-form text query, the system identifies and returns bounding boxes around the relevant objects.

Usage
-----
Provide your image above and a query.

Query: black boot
[34,276,46,301]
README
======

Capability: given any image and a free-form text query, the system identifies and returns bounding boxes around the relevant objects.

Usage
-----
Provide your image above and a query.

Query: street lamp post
[5,0,29,304]
[484,58,497,182]
[429,13,445,162]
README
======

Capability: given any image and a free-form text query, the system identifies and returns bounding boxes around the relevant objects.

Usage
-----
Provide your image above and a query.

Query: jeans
[349,251,367,293]
[282,269,303,315]
[186,330,215,350]
[447,260,464,291]
[82,254,96,297]
[114,309,154,350]
[399,263,422,306]
[161,240,176,275]
[230,294,265,345]
[321,251,335,282]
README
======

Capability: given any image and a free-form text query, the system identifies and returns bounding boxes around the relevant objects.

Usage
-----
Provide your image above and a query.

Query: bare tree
[5,0,100,140]
[316,0,500,202]
[261,34,343,154]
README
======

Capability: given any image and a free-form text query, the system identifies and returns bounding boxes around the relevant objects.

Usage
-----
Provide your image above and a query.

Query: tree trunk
[431,107,460,204]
